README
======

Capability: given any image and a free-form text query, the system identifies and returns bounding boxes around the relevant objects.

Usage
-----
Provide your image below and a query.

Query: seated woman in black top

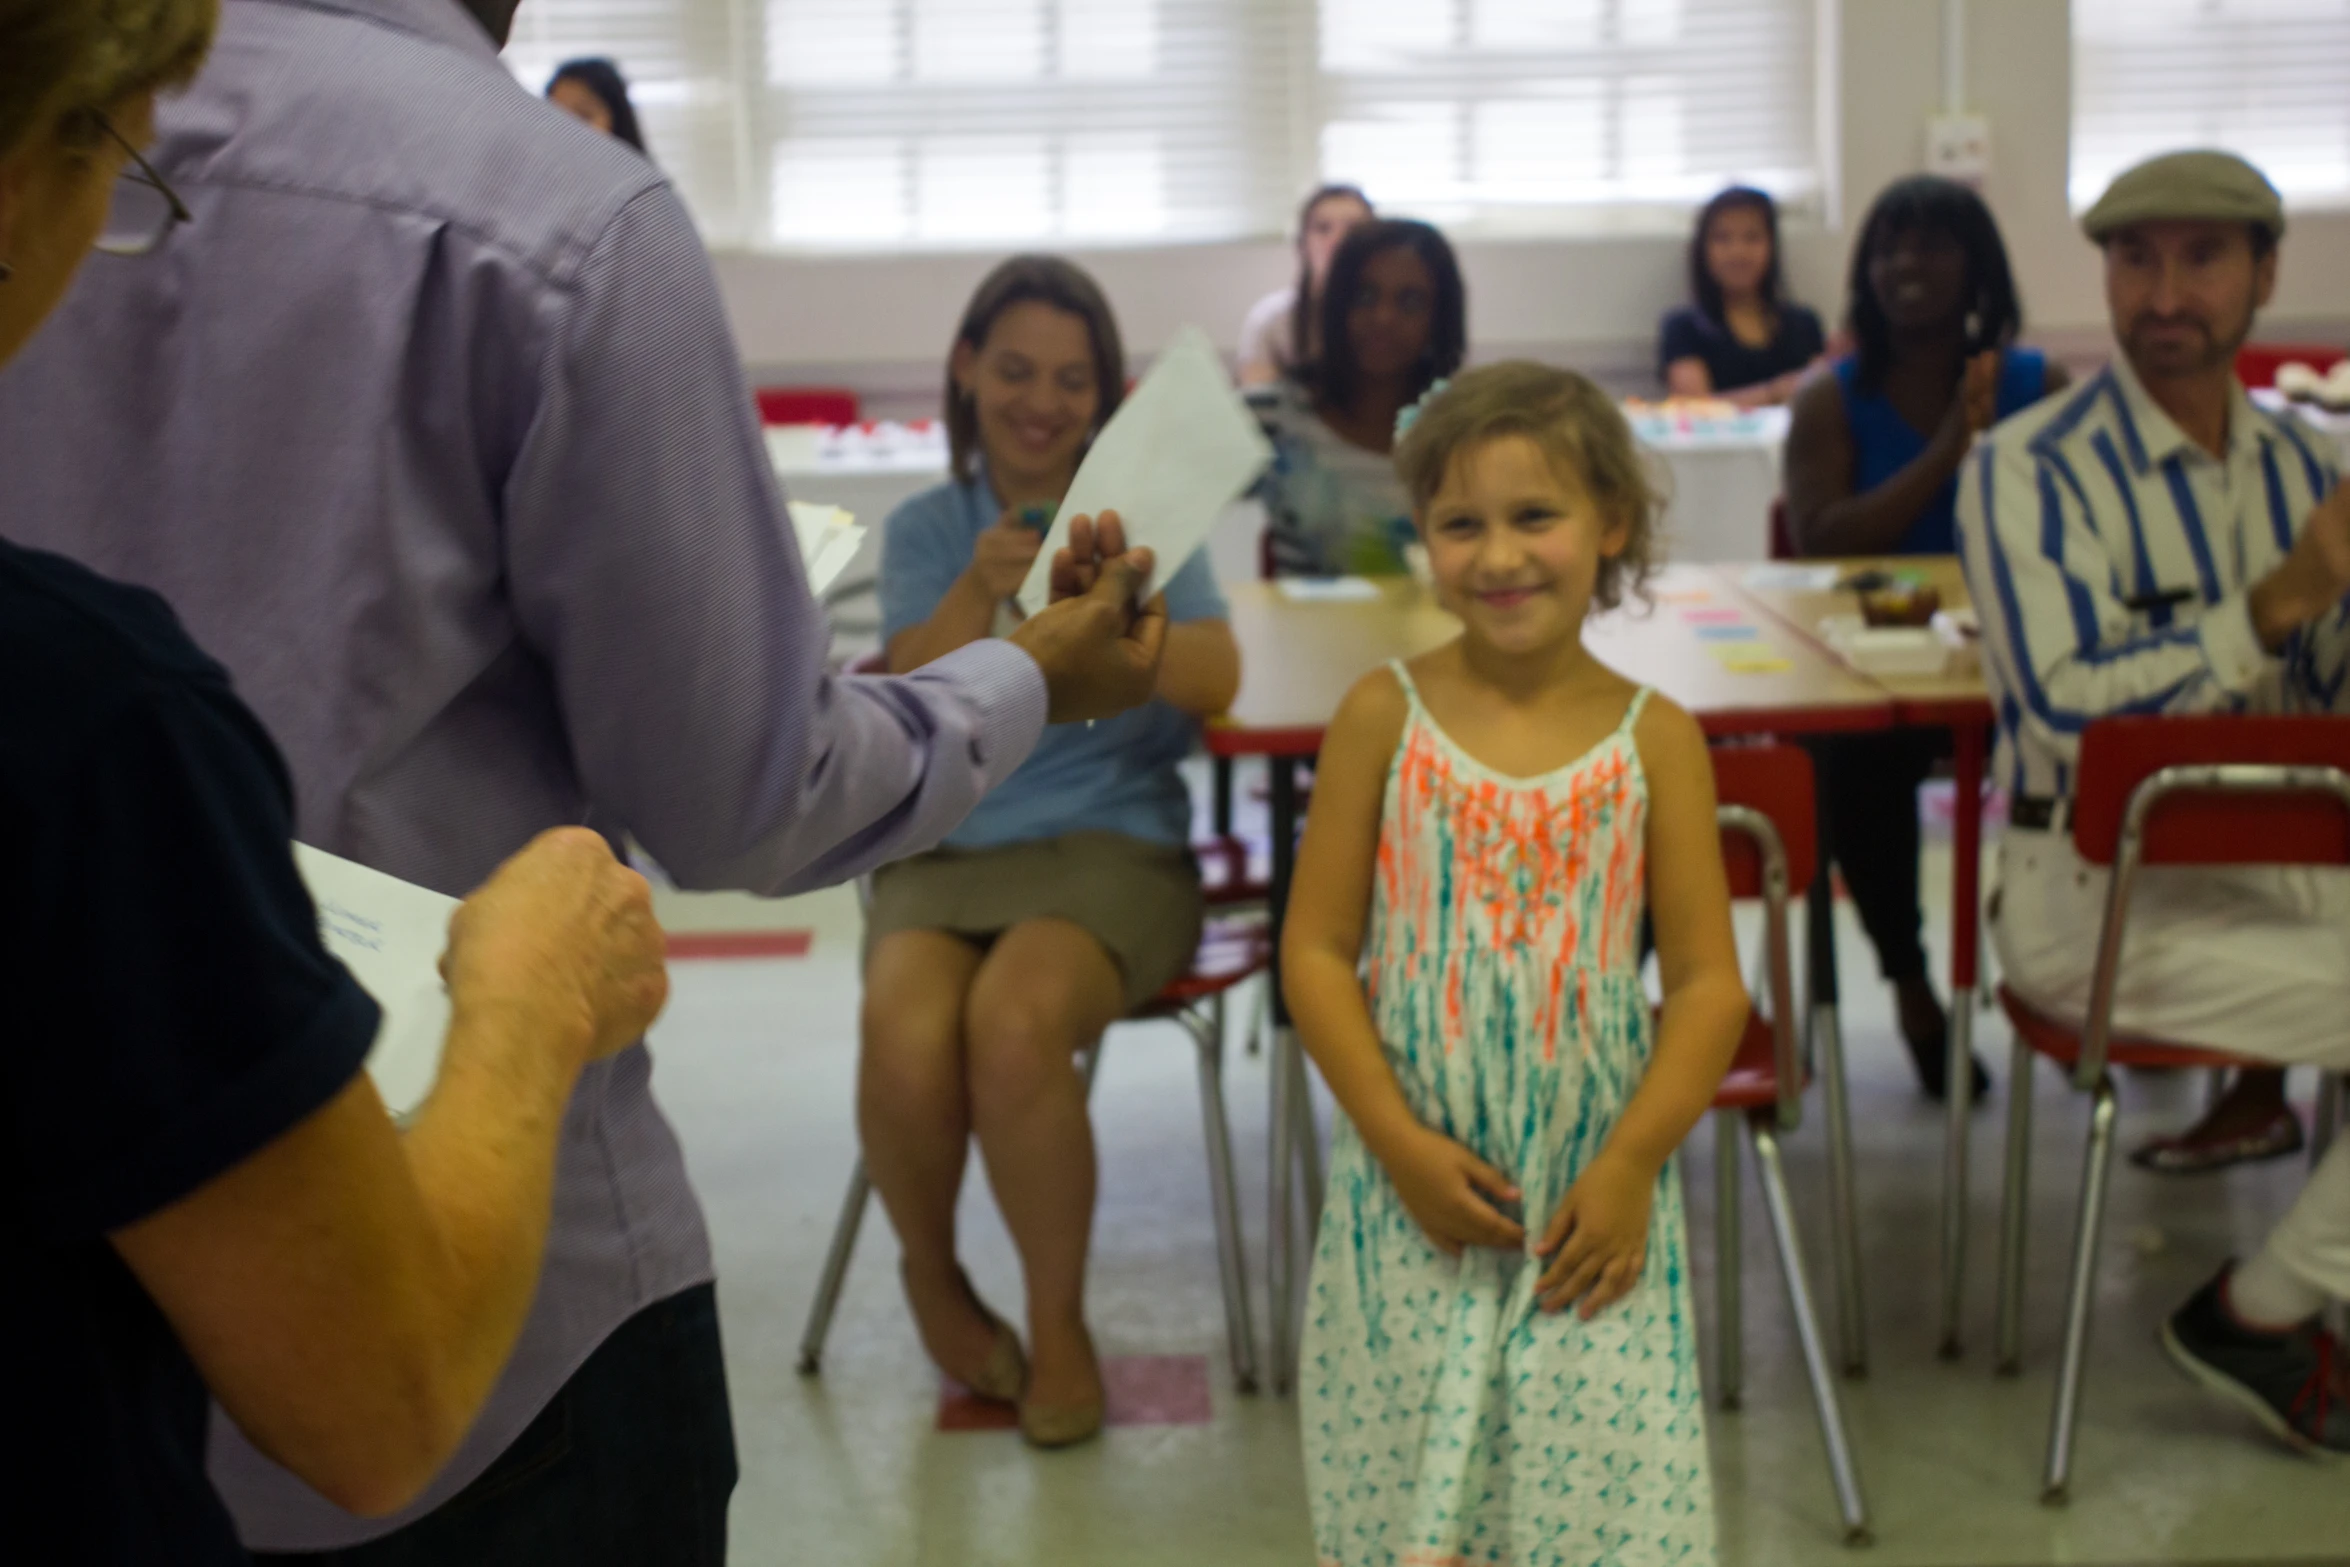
[1,12,666,1559]
[1658,186,1825,407]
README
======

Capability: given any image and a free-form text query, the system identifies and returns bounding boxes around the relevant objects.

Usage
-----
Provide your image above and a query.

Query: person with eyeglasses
[0,0,1170,1562]
[0,2,680,1561]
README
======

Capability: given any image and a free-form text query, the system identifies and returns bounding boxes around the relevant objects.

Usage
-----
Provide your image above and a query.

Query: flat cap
[2082,150,2285,243]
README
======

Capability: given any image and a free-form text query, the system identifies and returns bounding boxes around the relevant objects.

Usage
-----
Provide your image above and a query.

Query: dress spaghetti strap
[1617,685,1655,737]
[1385,657,1422,706]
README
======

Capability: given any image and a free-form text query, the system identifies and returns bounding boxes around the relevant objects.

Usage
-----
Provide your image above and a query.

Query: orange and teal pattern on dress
[1302,661,1716,1567]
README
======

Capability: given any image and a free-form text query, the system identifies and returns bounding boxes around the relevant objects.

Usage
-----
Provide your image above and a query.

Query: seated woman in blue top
[863,256,1241,1451]
[1783,175,2068,1103]
[1659,185,1826,407]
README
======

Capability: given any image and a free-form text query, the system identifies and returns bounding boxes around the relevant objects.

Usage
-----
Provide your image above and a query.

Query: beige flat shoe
[1018,1391,1105,1450]
[904,1262,1027,1405]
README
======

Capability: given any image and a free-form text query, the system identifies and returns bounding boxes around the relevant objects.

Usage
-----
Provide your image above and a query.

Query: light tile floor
[648,839,2350,1567]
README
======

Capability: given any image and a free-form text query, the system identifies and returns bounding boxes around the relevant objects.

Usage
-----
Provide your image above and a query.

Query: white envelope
[1014,325,1272,615]
[294,843,460,1122]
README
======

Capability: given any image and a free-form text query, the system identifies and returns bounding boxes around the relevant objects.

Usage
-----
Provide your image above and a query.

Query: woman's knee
[859,936,979,1103]
[965,980,1104,1117]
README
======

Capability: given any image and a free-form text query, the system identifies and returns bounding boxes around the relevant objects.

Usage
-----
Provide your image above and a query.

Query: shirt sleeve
[23,681,380,1237]
[878,490,975,645]
[500,186,1047,895]
[1959,436,2273,775]
[1160,547,1229,623]
[1658,309,1706,376]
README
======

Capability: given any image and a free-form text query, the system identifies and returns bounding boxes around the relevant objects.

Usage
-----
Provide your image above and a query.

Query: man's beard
[2124,303,2254,379]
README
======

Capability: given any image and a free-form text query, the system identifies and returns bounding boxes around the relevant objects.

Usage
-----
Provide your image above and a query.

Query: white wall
[716,0,2350,415]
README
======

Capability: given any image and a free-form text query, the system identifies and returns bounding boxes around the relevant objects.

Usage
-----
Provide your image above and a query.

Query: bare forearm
[1156,621,1242,716]
[394,1007,586,1446]
[1600,973,1748,1177]
[1285,945,1422,1158]
[889,574,1001,673]
[1797,428,1969,556]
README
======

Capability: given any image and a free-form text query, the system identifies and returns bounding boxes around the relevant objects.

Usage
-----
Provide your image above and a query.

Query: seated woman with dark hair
[546,57,646,155]
[1237,183,1374,387]
[861,256,1241,1452]
[1659,185,1826,407]
[1783,175,2068,1101]
[1254,218,1469,576]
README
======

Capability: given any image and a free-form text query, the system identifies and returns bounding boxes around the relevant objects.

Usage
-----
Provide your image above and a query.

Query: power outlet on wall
[1924,113,1992,184]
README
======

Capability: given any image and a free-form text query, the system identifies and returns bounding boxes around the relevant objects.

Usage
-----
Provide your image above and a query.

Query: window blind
[2073,0,2350,209]
[504,0,1825,252]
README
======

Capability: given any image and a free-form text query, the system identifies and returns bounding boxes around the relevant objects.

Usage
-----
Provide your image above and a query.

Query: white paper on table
[789,501,867,597]
[1742,562,1841,593]
[294,843,459,1122]
[1276,576,1383,603]
[1014,325,1272,616]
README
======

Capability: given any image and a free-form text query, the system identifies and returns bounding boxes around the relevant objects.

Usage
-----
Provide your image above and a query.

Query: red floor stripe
[663,930,814,960]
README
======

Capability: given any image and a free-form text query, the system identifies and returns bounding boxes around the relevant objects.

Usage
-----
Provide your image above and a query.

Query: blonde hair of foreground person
[0,0,216,159]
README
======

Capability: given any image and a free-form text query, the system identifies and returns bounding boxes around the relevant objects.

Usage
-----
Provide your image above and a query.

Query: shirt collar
[2105,347,2266,471]
[245,0,497,60]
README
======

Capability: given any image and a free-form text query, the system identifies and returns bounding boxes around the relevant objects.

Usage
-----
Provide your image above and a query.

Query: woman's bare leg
[963,918,1125,1409]
[860,929,1000,1381]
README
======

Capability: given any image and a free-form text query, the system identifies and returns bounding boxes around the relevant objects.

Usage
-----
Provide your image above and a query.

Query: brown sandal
[2129,1109,2304,1175]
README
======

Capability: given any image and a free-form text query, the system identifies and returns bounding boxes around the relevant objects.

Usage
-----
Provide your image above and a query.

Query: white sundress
[1301,664,1716,1567]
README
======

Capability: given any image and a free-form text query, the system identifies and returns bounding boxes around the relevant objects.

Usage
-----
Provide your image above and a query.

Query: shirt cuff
[2197,590,2278,695]
[921,638,1048,791]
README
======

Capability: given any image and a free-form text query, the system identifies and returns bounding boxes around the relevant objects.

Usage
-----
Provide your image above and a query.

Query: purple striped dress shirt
[0,0,1046,1546]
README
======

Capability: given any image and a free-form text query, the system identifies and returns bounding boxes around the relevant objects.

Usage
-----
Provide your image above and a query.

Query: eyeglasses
[93,112,192,257]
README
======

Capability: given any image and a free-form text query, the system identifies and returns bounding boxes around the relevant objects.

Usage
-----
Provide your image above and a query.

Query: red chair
[796,913,1269,1394]
[2234,342,2346,391]
[1709,744,1871,1544]
[1991,716,2350,1503]
[755,386,862,427]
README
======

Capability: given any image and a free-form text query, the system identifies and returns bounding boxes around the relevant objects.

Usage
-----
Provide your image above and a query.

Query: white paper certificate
[294,843,460,1122]
[1014,326,1272,616]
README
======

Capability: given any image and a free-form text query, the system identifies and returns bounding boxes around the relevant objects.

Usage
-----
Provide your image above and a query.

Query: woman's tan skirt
[865,831,1205,1012]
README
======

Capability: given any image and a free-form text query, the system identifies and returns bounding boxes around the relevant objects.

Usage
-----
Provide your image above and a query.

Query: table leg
[1212,755,1234,838]
[1808,789,1868,1377]
[1938,720,1989,1359]
[1266,757,1301,1395]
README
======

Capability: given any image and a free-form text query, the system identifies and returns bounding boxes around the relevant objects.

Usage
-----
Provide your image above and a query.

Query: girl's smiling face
[1419,433,1627,656]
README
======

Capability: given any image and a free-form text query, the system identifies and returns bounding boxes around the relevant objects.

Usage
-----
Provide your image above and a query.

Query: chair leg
[2042,1077,2120,1506]
[1715,1109,1744,1411]
[2205,1067,2230,1112]
[1189,1007,1261,1394]
[1939,987,1980,1359]
[1813,1001,1869,1377]
[1752,1117,1873,1546]
[1292,1039,1326,1244]
[1268,1025,1297,1395]
[797,1157,874,1375]
[1995,1035,2036,1375]
[2313,1072,2343,1171]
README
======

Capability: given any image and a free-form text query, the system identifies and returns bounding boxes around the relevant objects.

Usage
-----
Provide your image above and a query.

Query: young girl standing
[1284,363,1749,1566]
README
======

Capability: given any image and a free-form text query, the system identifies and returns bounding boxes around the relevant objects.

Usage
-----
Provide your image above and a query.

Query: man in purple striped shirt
[0,0,1169,1558]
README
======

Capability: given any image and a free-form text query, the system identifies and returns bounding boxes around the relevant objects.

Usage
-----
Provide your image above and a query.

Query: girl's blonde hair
[0,0,217,160]
[1394,360,1665,611]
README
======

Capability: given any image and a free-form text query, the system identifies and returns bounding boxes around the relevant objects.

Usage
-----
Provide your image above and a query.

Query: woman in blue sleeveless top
[1782,176,2067,1101]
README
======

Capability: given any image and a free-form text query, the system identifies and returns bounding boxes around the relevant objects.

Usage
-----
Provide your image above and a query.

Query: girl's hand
[1939,349,2003,448]
[1534,1153,1655,1318]
[964,509,1048,604]
[1375,1124,1525,1257]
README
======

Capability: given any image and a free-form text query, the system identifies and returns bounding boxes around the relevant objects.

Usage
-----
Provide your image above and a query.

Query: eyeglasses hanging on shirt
[93,112,193,258]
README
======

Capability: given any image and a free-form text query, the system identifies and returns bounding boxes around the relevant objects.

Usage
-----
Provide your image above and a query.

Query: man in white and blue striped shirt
[1958,150,2350,1456]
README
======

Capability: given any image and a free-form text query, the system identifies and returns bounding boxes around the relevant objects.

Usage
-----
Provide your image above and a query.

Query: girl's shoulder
[883,474,988,544]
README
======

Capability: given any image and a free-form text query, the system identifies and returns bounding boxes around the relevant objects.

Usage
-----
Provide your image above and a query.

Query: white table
[1631,405,1789,564]
[767,405,1791,661]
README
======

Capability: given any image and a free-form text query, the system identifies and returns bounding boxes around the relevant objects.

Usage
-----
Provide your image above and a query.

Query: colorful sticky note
[1712,645,1795,674]
[1695,624,1762,641]
[1680,608,1746,625]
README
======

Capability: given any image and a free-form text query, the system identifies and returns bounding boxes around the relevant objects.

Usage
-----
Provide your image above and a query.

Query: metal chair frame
[795,922,1266,1394]
[1992,757,2350,1504]
[1713,788,1872,1545]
